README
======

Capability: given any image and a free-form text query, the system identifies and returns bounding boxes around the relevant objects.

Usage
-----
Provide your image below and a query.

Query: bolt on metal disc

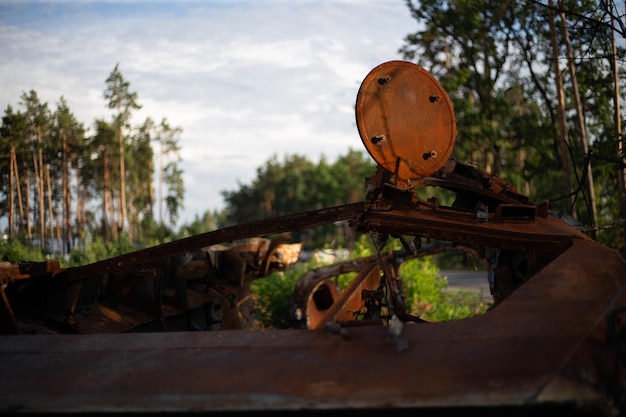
[355,60,456,178]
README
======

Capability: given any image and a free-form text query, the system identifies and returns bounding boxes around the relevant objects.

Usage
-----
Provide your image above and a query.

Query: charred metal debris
[1,61,626,416]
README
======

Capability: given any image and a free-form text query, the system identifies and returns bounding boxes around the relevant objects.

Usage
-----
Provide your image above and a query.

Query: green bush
[400,257,447,317]
[68,234,137,266]
[250,260,318,329]
[0,239,47,263]
[400,257,489,321]
[250,237,490,329]
[2,230,488,328]
[0,235,142,268]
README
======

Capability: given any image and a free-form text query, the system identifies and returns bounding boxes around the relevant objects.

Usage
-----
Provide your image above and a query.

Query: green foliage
[430,250,486,271]
[435,290,490,321]
[250,238,489,329]
[349,232,375,259]
[401,257,447,308]
[177,210,221,238]
[400,258,489,321]
[134,215,176,246]
[156,118,184,226]
[250,261,316,329]
[221,150,376,248]
[1,66,184,254]
[104,62,141,122]
[0,238,47,264]
[68,234,137,266]
[401,0,626,253]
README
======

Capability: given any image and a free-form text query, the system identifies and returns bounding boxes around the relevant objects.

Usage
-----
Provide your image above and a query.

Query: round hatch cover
[355,60,456,178]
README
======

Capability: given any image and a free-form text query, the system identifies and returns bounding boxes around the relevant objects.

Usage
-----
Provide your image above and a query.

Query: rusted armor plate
[355,60,456,178]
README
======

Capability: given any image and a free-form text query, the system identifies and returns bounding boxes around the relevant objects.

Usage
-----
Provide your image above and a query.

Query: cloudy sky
[0,0,417,227]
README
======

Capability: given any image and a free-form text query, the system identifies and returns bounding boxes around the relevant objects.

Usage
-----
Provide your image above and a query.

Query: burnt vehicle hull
[2,61,626,415]
[1,204,625,416]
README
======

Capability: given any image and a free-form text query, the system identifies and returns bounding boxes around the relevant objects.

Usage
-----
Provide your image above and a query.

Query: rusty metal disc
[355,60,456,178]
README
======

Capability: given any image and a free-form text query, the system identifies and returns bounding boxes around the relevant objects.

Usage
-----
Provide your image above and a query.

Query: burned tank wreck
[1,61,626,416]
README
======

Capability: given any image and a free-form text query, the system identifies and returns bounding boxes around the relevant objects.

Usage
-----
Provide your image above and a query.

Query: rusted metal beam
[308,262,382,329]
[1,238,624,415]
[354,203,585,252]
[0,261,62,285]
[2,59,623,415]
[57,202,365,285]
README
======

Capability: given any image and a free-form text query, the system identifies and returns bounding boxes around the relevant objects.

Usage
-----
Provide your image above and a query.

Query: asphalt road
[441,269,492,303]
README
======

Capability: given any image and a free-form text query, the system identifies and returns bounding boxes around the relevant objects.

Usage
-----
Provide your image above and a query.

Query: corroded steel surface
[307,263,382,329]
[59,202,365,285]
[355,200,586,252]
[1,153,621,414]
[2,61,625,415]
[356,60,456,178]
[1,238,624,415]
[2,237,308,334]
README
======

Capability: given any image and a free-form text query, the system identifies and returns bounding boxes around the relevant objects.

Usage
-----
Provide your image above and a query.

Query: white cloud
[0,0,417,227]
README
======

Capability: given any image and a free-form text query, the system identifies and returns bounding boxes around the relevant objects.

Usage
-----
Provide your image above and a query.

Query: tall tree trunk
[25,177,31,242]
[13,153,23,235]
[111,190,118,241]
[610,0,626,251]
[118,127,129,240]
[548,0,576,216]
[519,148,531,196]
[559,7,599,239]
[32,149,45,248]
[482,148,492,174]
[159,139,164,225]
[55,207,62,256]
[75,169,85,249]
[9,145,16,239]
[45,164,55,253]
[149,157,154,224]
[102,144,110,244]
[62,130,72,253]
[37,126,46,249]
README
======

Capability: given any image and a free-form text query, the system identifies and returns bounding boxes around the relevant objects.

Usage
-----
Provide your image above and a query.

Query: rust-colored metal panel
[58,202,365,286]
[308,263,382,329]
[0,238,624,414]
[1,61,625,416]
[355,60,456,178]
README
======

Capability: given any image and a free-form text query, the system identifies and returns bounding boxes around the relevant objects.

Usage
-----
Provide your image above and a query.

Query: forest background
[1,0,626,265]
